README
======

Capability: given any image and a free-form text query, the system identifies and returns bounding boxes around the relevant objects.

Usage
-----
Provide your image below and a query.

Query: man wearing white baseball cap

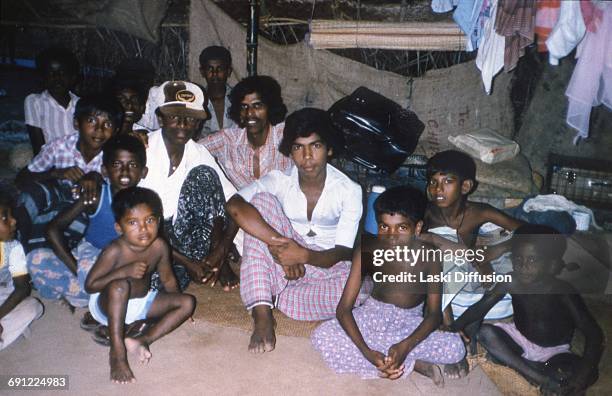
[139,81,241,291]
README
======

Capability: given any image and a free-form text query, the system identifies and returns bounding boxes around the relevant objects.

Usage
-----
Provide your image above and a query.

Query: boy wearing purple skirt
[312,186,465,385]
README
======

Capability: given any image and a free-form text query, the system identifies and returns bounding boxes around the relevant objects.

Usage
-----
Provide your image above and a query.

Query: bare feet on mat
[414,360,445,388]
[444,358,469,379]
[249,305,276,353]
[218,260,239,291]
[109,348,135,384]
[125,337,152,364]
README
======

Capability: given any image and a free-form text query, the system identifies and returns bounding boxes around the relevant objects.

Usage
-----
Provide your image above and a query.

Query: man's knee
[180,293,196,315]
[106,279,130,297]
[186,165,218,185]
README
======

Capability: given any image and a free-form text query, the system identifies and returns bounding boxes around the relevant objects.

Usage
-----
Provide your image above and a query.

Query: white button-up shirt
[139,129,237,220]
[238,164,363,249]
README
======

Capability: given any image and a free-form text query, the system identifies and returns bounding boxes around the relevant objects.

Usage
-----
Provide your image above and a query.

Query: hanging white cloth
[476,0,505,94]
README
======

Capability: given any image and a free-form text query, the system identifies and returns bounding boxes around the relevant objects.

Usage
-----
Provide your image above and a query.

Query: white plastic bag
[448,128,520,164]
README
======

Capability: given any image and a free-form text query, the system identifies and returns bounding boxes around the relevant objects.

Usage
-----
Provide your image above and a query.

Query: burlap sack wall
[189,0,514,157]
[189,0,532,196]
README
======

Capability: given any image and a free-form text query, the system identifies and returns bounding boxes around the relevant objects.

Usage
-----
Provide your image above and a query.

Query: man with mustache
[199,75,293,190]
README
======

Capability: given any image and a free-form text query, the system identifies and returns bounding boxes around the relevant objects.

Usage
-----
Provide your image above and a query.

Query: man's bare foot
[218,260,239,291]
[414,360,444,388]
[249,306,276,353]
[109,348,135,384]
[125,337,152,364]
[444,358,469,379]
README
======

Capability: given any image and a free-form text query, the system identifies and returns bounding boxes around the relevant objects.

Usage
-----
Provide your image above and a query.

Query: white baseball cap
[155,80,210,120]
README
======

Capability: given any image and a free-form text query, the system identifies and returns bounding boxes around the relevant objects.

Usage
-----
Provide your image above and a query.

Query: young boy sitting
[41,135,147,320]
[450,224,604,394]
[0,190,44,350]
[312,186,465,386]
[85,187,195,384]
[25,46,80,155]
[18,94,123,219]
[422,150,523,322]
[18,95,123,306]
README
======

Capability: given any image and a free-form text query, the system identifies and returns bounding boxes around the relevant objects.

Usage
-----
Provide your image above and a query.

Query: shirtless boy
[312,186,465,386]
[422,150,523,323]
[451,224,604,394]
[85,187,195,383]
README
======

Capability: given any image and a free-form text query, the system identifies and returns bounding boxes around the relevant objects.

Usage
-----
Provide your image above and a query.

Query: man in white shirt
[24,47,80,154]
[227,108,368,353]
[139,81,240,291]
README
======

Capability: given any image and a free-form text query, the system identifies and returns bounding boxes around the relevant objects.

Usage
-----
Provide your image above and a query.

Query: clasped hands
[186,245,227,285]
[365,343,410,380]
[268,236,308,280]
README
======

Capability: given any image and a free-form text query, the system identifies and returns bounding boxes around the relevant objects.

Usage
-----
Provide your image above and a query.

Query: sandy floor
[2,296,502,396]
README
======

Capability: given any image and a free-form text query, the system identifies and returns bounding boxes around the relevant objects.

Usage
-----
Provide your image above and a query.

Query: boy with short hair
[227,108,365,353]
[85,187,195,384]
[30,135,147,312]
[199,45,236,136]
[312,186,465,385]
[422,150,523,322]
[21,94,123,186]
[450,224,604,394]
[25,46,80,155]
[0,190,44,350]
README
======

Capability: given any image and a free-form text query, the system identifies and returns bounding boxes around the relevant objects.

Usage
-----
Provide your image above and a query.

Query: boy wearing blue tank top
[44,135,147,327]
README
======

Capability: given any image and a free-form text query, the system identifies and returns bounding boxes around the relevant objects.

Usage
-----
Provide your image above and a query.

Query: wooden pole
[247,0,260,76]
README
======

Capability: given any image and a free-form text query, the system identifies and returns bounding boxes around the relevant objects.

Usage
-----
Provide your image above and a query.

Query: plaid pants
[240,192,367,321]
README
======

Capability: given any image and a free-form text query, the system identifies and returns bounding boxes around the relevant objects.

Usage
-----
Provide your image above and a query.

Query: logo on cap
[176,90,196,103]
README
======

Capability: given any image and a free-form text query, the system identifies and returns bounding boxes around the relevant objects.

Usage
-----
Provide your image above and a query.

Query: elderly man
[139,81,240,291]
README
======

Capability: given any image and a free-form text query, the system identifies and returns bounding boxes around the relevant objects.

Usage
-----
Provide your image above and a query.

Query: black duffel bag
[328,87,424,174]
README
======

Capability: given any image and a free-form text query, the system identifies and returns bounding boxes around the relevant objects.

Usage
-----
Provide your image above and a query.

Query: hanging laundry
[545,0,586,66]
[451,0,488,52]
[565,3,612,142]
[581,0,604,32]
[494,0,536,72]
[534,0,560,52]
[431,0,460,14]
[476,0,505,94]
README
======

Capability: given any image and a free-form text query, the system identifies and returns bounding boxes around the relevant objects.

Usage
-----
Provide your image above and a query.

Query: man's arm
[385,260,445,370]
[0,275,31,321]
[26,125,45,156]
[17,166,84,186]
[268,238,352,269]
[450,284,507,331]
[85,245,145,293]
[336,246,386,368]
[45,197,94,275]
[481,204,524,232]
[198,129,225,157]
[226,194,283,244]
